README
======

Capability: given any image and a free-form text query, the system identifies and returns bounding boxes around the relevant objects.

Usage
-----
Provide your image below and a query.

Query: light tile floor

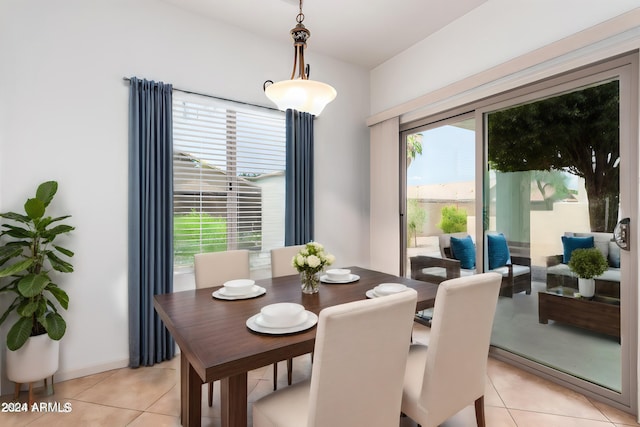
[1,323,638,426]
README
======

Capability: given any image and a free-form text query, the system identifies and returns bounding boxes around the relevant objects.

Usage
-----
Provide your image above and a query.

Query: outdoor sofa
[411,232,531,298]
[546,231,620,298]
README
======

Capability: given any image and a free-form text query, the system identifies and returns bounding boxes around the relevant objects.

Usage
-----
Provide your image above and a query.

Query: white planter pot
[578,277,596,298]
[7,334,59,383]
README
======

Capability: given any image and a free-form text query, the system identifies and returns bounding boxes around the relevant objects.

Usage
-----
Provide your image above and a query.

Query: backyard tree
[407,199,427,247]
[532,170,576,210]
[487,80,619,232]
[406,133,423,168]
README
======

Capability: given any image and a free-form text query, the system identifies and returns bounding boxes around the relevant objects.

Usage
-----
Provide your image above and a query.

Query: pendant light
[264,0,336,116]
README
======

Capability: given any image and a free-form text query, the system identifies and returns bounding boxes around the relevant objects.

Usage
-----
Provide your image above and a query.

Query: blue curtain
[285,109,314,245]
[128,77,175,367]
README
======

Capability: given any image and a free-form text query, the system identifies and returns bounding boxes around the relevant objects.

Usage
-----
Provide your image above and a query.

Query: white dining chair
[194,249,250,289]
[193,249,250,407]
[253,289,418,427]
[269,245,304,390]
[270,244,304,278]
[401,272,502,427]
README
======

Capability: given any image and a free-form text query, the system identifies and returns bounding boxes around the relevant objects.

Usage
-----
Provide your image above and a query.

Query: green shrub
[174,212,227,266]
[437,205,467,233]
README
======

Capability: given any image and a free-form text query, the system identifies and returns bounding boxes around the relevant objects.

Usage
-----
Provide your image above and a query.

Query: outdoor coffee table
[538,286,620,339]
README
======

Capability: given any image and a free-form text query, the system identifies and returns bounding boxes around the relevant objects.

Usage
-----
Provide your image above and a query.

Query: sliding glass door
[482,60,637,409]
[485,78,623,385]
[402,54,637,411]
[402,116,475,274]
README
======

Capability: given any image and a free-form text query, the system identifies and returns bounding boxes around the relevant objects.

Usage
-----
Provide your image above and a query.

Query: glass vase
[300,271,320,294]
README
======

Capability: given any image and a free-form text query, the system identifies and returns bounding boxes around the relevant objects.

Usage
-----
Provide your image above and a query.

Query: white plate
[320,274,360,284]
[366,288,411,299]
[246,311,318,335]
[212,285,266,300]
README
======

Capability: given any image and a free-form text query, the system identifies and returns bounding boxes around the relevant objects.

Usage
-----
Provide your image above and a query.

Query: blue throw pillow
[450,235,476,270]
[608,241,620,268]
[487,233,511,270]
[561,235,594,264]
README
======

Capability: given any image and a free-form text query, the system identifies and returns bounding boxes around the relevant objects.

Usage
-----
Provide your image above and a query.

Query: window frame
[172,93,286,273]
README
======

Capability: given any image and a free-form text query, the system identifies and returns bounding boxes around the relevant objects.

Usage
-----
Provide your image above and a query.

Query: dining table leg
[220,373,248,427]
[181,353,203,427]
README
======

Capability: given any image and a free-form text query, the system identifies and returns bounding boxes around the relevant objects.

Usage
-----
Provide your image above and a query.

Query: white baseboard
[54,358,130,383]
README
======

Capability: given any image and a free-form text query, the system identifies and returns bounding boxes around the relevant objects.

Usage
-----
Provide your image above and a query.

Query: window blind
[172,94,286,269]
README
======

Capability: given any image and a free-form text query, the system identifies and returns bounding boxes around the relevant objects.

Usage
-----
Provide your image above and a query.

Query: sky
[407,125,475,186]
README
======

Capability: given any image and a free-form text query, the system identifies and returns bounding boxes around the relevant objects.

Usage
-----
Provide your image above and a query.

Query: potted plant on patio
[568,247,608,298]
[0,181,74,402]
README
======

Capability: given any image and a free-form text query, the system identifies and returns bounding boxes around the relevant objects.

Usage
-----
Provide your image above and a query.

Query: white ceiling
[160,0,488,69]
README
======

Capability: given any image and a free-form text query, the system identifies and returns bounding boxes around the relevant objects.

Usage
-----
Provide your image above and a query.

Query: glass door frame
[476,54,638,412]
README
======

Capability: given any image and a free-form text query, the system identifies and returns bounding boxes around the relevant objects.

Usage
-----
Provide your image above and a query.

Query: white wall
[0,0,370,392]
[370,0,640,115]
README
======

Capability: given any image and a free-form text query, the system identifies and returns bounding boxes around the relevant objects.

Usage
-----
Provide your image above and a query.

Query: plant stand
[13,374,55,406]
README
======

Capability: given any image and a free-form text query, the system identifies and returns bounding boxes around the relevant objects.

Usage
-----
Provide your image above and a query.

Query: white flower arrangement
[292,242,335,274]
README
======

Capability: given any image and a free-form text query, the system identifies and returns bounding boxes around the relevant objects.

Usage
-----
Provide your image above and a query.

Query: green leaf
[0,277,20,292]
[53,245,74,258]
[35,298,48,317]
[0,296,20,326]
[17,274,50,297]
[36,181,58,207]
[0,259,34,278]
[1,224,34,239]
[43,312,66,340]
[36,216,53,231]
[49,215,72,224]
[0,212,30,223]
[16,299,39,317]
[7,317,34,350]
[3,240,29,248]
[42,224,75,241]
[47,252,74,273]
[0,245,23,265]
[24,198,46,220]
[46,285,69,310]
[0,244,23,256]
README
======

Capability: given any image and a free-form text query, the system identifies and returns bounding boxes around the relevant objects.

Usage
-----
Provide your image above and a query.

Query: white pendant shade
[265,79,337,116]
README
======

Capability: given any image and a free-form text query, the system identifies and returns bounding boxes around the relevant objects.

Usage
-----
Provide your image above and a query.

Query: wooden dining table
[153,266,439,427]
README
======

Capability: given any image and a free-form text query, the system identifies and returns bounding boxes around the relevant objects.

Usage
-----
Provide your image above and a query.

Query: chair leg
[474,395,486,427]
[273,362,278,391]
[286,358,293,385]
[208,381,213,407]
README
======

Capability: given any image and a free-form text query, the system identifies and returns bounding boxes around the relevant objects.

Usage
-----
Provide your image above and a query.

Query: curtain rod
[122,77,279,112]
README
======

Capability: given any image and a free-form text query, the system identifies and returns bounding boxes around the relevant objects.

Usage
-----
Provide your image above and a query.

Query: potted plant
[0,181,74,400]
[568,247,608,298]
